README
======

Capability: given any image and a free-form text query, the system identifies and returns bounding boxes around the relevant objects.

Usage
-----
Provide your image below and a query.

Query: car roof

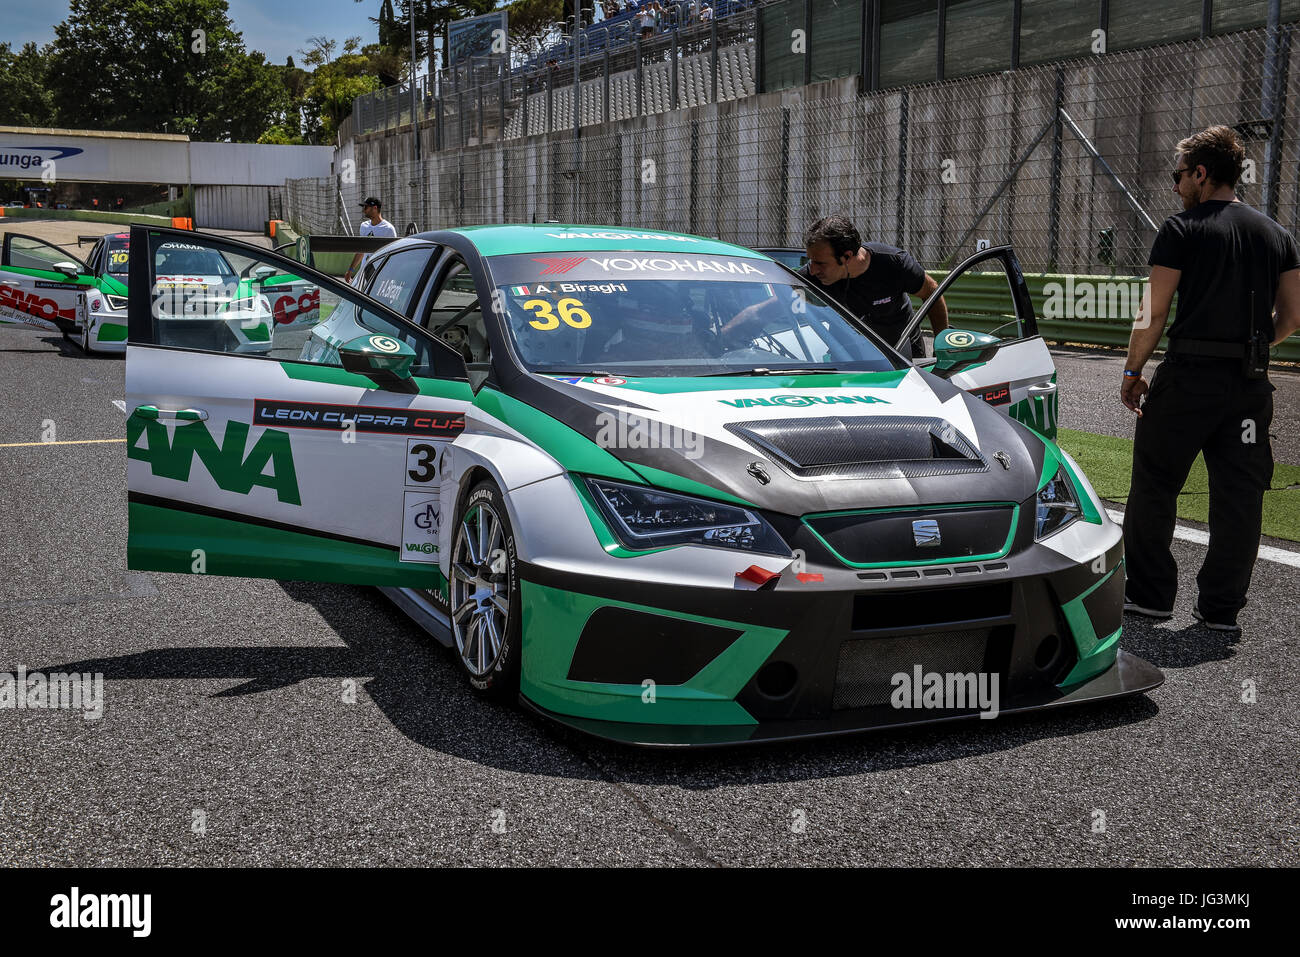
[419,224,769,260]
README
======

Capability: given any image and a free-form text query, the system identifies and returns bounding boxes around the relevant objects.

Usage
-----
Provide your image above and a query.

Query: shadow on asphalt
[38,578,1165,788]
[1117,617,1239,669]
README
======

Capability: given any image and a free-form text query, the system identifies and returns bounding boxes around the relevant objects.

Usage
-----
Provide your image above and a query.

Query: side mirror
[53,261,83,280]
[252,265,277,281]
[933,328,1002,376]
[338,334,419,393]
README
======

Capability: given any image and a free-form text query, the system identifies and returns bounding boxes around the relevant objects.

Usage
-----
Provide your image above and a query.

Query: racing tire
[449,481,522,700]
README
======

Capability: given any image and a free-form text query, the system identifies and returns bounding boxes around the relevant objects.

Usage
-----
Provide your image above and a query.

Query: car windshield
[107,238,235,279]
[486,252,901,376]
[104,237,131,276]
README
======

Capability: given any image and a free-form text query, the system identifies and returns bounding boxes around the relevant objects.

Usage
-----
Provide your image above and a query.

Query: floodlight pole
[409,0,421,164]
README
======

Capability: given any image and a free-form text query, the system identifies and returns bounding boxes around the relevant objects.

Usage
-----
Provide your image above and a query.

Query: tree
[504,0,563,64]
[362,43,408,88]
[298,36,382,142]
[47,0,292,141]
[0,43,56,127]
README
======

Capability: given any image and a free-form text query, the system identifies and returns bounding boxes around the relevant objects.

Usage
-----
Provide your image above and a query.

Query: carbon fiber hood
[509,368,1051,515]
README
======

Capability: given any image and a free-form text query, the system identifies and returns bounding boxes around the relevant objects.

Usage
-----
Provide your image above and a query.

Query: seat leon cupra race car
[0,229,316,354]
[123,223,1162,746]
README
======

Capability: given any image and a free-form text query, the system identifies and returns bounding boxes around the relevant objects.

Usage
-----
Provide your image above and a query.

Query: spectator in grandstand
[700,0,714,21]
[639,2,655,38]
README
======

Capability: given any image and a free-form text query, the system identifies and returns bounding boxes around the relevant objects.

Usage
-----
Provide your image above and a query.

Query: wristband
[1122,369,1140,378]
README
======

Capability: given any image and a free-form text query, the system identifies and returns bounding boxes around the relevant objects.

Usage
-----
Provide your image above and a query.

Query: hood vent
[725,415,987,479]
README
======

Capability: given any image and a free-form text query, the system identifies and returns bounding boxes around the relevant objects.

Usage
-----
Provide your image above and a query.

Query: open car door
[0,232,92,334]
[125,225,472,599]
[901,244,1059,440]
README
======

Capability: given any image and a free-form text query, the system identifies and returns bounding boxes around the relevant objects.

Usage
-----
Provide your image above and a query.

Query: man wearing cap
[344,197,397,286]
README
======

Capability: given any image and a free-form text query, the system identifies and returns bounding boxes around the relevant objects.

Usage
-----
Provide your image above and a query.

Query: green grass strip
[1057,428,1300,543]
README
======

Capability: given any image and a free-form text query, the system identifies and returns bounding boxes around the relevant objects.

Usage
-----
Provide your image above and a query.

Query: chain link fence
[289,25,1300,276]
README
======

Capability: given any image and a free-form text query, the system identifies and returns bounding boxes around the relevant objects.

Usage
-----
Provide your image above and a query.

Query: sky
[4,0,431,66]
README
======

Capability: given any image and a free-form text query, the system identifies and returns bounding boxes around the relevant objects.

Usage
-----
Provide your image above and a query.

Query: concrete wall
[0,127,189,185]
[0,126,333,188]
[188,142,333,186]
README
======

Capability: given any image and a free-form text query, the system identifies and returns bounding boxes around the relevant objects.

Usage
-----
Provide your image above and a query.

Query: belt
[1167,337,1246,359]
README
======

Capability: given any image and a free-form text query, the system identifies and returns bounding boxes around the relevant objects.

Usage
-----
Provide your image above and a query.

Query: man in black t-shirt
[798,216,948,358]
[725,216,946,357]
[1121,125,1300,632]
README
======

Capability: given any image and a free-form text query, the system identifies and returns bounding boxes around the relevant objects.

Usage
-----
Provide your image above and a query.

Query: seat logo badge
[913,519,941,547]
[994,450,1011,470]
[747,462,771,485]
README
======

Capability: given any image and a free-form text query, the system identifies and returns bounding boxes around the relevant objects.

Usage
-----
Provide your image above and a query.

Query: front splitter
[519,650,1164,748]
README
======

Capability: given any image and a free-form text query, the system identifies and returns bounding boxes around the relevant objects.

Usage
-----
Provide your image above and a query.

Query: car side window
[422,261,490,364]
[5,235,84,272]
[364,247,434,318]
[935,259,1031,342]
[140,231,463,380]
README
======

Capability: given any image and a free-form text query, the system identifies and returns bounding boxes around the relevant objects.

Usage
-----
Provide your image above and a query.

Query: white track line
[1105,507,1300,569]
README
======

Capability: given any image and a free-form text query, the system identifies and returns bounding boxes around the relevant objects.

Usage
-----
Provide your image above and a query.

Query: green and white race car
[0,230,318,353]
[124,223,1161,747]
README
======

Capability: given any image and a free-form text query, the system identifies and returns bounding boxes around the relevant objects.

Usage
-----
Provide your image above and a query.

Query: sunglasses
[1170,167,1192,185]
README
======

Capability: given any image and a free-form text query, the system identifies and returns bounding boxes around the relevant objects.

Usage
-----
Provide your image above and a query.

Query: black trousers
[1122,357,1275,621]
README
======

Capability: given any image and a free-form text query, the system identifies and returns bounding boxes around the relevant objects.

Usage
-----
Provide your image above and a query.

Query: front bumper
[516,531,1163,747]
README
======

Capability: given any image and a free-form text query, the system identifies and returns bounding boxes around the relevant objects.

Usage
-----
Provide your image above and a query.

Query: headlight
[105,295,128,310]
[1035,466,1081,539]
[585,478,790,555]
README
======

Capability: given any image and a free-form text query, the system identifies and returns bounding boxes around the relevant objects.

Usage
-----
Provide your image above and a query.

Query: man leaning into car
[725,216,947,358]
[798,216,948,358]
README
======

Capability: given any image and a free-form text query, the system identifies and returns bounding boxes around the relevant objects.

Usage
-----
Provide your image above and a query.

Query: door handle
[1027,381,1057,396]
[133,405,209,422]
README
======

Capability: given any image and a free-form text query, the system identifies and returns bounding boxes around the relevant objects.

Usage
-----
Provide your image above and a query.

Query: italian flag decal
[510,285,530,296]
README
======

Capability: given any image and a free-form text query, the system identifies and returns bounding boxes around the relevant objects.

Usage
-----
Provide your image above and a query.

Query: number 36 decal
[524,297,591,331]
[406,442,450,483]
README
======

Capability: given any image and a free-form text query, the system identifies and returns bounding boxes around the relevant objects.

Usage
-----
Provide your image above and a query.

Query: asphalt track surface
[1,229,1297,866]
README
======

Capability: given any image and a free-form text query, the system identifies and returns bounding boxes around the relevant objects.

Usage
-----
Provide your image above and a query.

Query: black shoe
[1124,596,1173,619]
[1192,603,1241,633]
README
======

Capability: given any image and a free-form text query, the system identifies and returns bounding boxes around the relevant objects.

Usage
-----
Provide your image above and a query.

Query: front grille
[725,415,987,479]
[809,505,1016,566]
[853,582,1013,630]
[832,628,994,710]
